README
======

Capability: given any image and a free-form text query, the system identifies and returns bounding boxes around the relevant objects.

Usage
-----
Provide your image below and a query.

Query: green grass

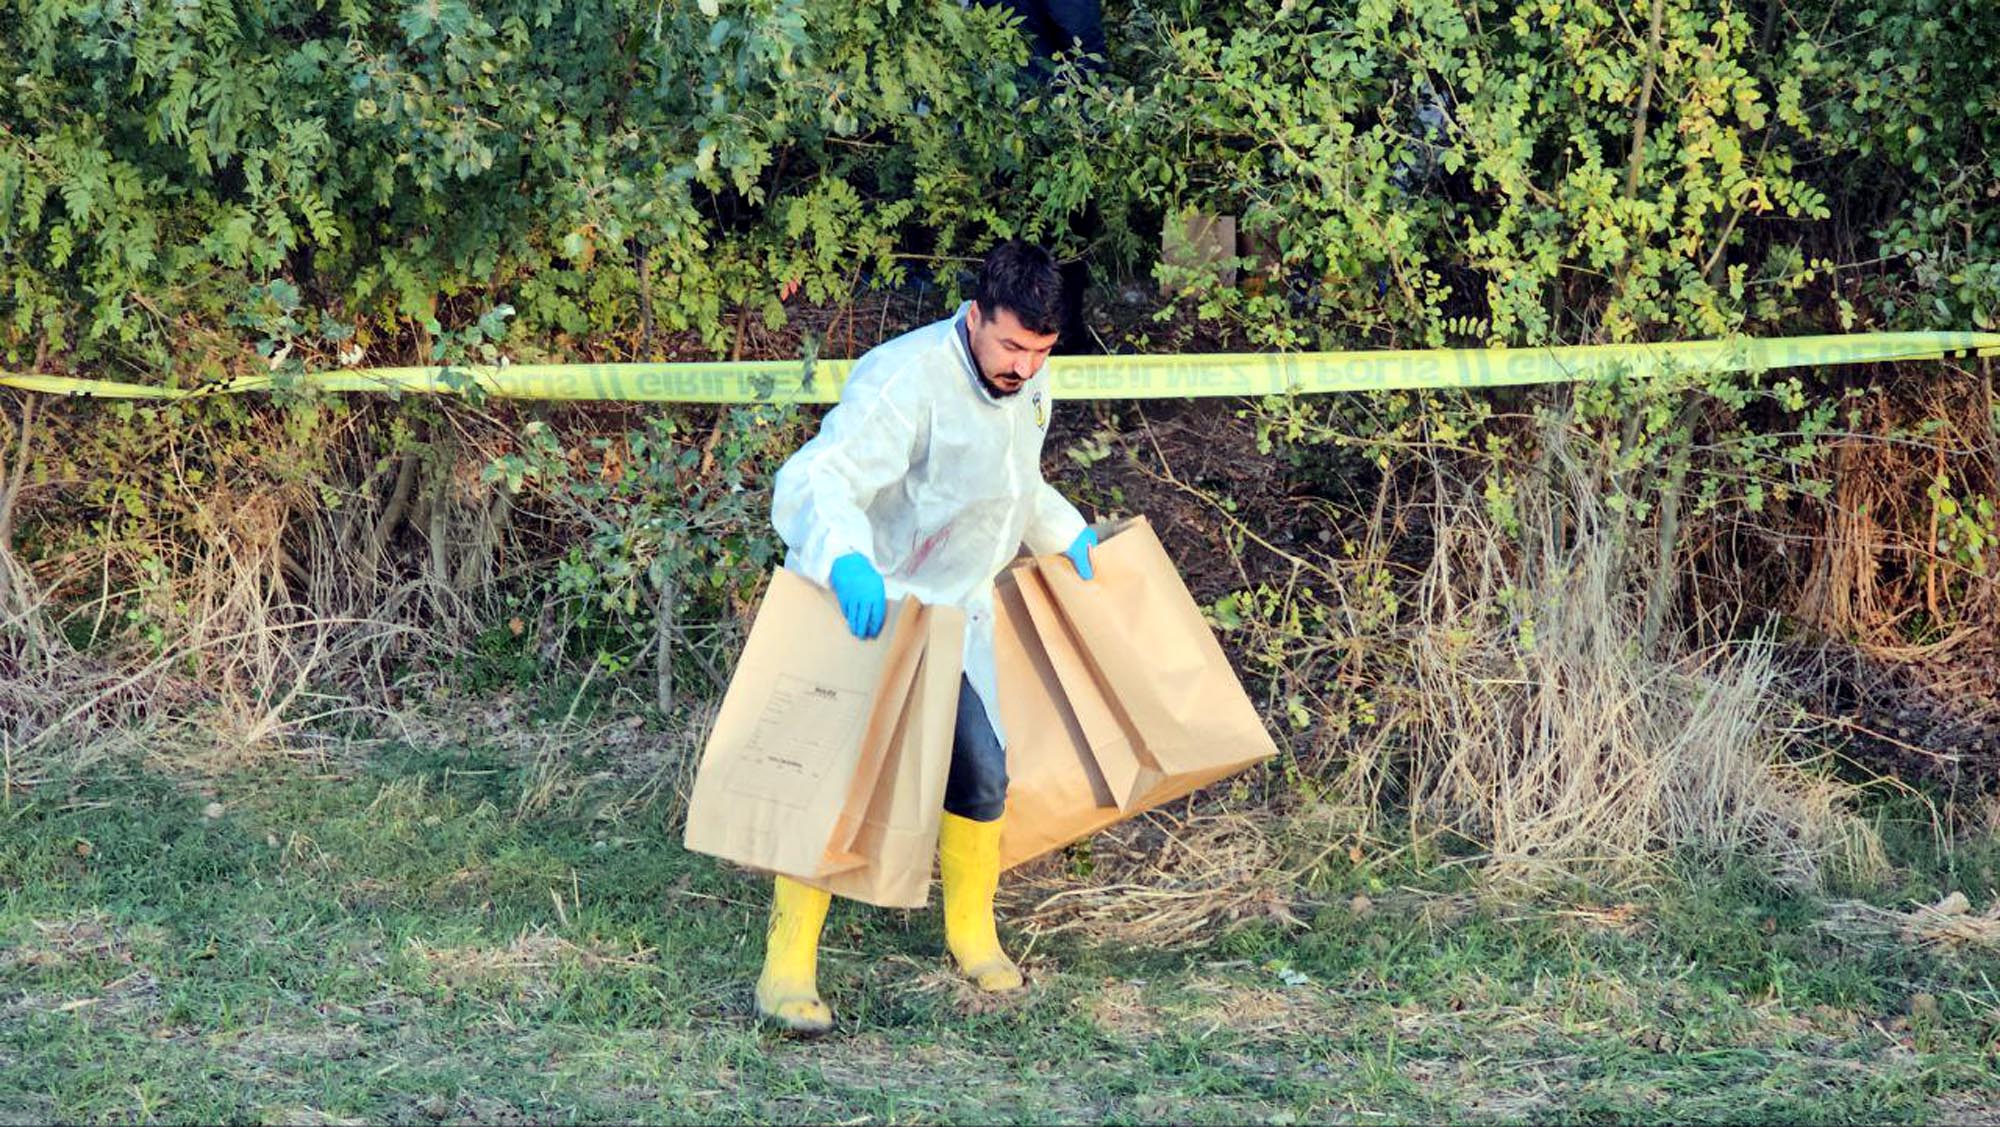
[3,739,1997,1125]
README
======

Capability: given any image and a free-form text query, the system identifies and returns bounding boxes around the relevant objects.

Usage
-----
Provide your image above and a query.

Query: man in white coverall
[759,241,1098,1033]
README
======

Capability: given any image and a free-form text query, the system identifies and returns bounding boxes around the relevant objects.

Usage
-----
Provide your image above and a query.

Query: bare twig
[1626,0,1667,203]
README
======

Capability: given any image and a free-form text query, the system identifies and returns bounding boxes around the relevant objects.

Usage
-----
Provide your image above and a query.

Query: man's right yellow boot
[938,812,1025,992]
[754,876,833,1034]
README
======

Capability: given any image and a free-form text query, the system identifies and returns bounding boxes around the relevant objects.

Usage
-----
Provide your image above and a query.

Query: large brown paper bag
[796,606,963,908]
[996,516,1280,869]
[682,568,964,907]
[991,575,1124,869]
[1035,516,1279,802]
[1006,562,1151,809]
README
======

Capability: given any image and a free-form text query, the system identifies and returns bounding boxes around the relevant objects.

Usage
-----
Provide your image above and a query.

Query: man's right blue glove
[828,552,887,639]
[1064,527,1099,581]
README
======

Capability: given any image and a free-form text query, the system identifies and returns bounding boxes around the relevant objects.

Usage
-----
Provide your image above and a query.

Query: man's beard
[963,321,1025,398]
[976,366,1026,399]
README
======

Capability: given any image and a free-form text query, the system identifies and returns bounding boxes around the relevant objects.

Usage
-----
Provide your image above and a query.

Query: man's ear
[966,299,983,333]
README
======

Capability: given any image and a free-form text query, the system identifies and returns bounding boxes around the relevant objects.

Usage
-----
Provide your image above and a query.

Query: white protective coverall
[771,302,1087,744]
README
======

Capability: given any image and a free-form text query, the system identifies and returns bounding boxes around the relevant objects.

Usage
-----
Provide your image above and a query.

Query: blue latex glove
[828,552,887,639]
[1064,527,1099,581]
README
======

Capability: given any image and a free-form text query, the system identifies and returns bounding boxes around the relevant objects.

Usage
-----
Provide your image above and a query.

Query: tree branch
[1625,0,1668,204]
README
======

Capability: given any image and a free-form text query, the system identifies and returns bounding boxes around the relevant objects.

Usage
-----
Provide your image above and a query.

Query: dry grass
[2,399,157,785]
[621,696,718,818]
[406,926,658,998]
[1820,891,2000,952]
[1345,427,1888,889]
[1003,809,1308,948]
[1101,392,1908,895]
[6,386,777,795]
[1782,373,2000,781]
[1,913,169,974]
[1795,375,2000,653]
[146,413,525,763]
[3,395,548,777]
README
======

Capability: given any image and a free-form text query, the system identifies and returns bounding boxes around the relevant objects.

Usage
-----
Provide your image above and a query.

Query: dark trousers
[943,675,1009,822]
[996,0,1106,73]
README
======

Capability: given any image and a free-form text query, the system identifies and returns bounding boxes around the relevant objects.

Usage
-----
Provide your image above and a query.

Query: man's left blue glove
[828,552,887,639]
[1064,528,1098,581]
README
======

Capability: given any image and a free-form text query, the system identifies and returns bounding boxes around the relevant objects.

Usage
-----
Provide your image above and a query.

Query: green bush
[0,0,1090,369]
[6,0,1994,367]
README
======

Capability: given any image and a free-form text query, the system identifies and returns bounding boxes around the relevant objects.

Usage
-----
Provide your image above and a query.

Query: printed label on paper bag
[724,674,871,807]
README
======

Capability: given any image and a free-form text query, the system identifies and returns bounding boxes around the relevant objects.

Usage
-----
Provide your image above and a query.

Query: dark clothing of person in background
[997,0,1106,75]
[987,0,1108,351]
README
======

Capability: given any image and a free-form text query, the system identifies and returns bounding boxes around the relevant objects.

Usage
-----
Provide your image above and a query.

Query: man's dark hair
[973,240,1064,335]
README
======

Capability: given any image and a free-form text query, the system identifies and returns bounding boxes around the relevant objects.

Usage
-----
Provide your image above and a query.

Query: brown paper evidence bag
[682,516,1278,908]
[993,516,1279,870]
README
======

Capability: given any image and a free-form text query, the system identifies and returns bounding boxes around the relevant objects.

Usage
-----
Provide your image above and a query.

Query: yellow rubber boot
[938,812,1024,992]
[754,876,833,1034]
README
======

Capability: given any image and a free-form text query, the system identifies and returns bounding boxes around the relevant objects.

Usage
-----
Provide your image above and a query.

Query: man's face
[965,301,1059,399]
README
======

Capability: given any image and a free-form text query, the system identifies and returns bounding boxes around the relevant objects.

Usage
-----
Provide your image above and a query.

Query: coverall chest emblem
[1032,390,1048,430]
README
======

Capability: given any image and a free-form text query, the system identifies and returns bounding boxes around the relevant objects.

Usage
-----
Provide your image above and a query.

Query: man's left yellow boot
[755,876,833,1034]
[938,811,1024,991]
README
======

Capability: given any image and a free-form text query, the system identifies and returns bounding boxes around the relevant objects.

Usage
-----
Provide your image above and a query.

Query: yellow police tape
[2,331,1995,404]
